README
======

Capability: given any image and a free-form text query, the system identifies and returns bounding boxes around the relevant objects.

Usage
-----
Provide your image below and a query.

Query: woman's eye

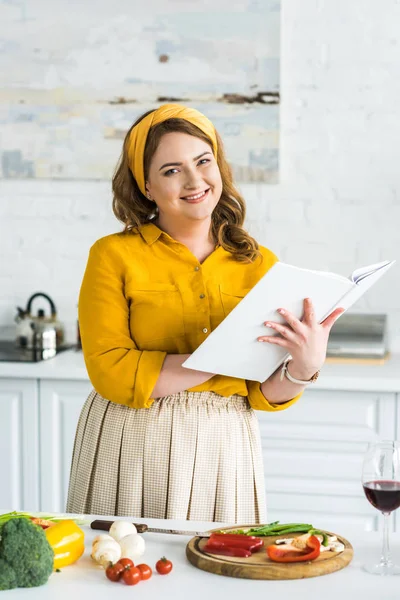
[198,159,210,166]
[164,168,179,176]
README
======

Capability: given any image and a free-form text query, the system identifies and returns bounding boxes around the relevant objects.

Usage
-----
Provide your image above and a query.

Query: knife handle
[90,519,148,533]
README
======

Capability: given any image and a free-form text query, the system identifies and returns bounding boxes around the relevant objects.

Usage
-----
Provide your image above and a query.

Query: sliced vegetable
[29,517,55,530]
[204,545,252,558]
[307,529,329,547]
[211,532,260,541]
[44,519,85,570]
[267,535,321,563]
[207,534,263,552]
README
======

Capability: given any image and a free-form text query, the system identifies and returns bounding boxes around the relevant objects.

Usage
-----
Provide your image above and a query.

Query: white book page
[332,260,395,311]
[351,260,394,284]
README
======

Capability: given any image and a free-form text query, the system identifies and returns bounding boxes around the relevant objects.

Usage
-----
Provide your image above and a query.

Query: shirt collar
[137,222,163,245]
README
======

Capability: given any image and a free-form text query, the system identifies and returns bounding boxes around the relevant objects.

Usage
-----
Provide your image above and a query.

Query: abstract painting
[0,0,280,182]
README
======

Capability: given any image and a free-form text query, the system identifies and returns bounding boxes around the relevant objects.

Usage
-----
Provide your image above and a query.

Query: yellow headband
[127,104,218,196]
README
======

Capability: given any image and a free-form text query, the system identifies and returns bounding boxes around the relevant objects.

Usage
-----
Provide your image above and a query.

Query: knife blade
[90,519,212,537]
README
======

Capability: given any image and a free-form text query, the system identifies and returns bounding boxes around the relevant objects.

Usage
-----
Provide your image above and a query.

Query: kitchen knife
[90,519,212,537]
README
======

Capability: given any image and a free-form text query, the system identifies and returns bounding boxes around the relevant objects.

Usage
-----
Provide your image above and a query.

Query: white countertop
[1,349,400,392]
[0,348,89,381]
[3,514,400,599]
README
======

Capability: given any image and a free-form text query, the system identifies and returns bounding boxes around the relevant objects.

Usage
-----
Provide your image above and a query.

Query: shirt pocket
[129,283,185,343]
[219,285,252,318]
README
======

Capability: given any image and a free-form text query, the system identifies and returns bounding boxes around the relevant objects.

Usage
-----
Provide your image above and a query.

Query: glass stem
[381,512,392,566]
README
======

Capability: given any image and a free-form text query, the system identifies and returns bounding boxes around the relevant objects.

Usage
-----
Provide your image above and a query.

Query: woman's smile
[180,188,211,203]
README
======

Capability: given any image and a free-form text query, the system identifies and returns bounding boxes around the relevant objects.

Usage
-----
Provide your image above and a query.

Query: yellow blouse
[79,223,301,412]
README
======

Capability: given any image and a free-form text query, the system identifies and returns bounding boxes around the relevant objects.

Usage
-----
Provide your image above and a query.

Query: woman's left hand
[258,298,345,380]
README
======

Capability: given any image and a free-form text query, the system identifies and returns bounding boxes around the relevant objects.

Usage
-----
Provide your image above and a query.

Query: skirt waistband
[154,390,251,410]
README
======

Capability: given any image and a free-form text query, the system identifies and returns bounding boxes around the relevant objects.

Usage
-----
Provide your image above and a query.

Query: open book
[183,260,395,382]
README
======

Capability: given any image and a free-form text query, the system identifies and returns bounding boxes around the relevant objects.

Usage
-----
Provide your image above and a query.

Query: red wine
[363,480,400,513]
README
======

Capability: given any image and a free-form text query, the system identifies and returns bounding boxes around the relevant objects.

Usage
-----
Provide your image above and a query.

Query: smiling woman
[112,105,260,263]
[66,104,339,524]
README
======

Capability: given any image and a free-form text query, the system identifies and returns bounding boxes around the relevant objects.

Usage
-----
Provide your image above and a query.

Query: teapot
[15,292,64,349]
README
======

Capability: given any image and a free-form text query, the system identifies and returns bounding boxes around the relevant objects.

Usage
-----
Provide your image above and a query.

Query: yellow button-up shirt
[79,223,301,412]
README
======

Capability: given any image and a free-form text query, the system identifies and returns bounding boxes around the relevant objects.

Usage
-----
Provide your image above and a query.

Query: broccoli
[0,517,54,590]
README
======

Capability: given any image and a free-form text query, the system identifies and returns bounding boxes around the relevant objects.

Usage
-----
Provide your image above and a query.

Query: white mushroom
[92,534,115,547]
[119,533,146,562]
[329,541,345,553]
[91,538,122,567]
[109,520,137,543]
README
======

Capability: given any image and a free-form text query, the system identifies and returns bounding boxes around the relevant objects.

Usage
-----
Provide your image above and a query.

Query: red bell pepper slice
[209,533,263,551]
[204,544,252,558]
[266,535,321,563]
[206,539,262,553]
[211,533,260,541]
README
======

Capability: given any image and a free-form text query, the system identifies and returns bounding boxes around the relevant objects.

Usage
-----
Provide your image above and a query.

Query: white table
[4,514,400,599]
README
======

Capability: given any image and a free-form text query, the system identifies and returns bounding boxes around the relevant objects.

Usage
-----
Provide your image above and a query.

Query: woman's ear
[145,183,153,201]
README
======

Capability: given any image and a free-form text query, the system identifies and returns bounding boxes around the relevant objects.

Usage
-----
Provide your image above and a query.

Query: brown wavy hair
[112,109,260,262]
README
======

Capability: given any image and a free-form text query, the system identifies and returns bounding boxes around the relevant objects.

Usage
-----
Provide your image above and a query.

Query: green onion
[0,511,89,527]
[217,521,316,537]
[308,529,329,547]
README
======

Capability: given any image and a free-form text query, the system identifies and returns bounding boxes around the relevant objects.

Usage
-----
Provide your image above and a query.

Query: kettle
[31,316,57,360]
[15,293,64,349]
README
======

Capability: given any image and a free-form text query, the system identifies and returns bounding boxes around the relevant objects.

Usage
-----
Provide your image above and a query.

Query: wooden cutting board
[186,525,353,580]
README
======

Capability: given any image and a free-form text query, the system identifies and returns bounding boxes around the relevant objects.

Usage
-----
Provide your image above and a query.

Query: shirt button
[202,328,208,333]
[194,266,200,271]
[199,294,205,299]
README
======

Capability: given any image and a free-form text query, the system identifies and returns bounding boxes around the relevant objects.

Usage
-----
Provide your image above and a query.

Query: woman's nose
[183,168,202,189]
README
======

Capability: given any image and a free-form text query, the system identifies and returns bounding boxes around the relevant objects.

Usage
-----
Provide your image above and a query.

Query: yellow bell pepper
[45,519,85,569]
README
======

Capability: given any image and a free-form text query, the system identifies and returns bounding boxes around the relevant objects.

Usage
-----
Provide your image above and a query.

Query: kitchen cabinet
[0,378,40,511]
[39,379,92,513]
[260,389,397,532]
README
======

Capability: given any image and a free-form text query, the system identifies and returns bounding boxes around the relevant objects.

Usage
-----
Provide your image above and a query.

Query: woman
[66,104,343,523]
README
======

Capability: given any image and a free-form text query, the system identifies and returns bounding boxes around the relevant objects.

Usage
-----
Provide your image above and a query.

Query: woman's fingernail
[277,308,285,314]
[264,322,272,327]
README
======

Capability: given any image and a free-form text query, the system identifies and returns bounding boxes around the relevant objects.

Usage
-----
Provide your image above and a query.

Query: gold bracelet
[280,359,320,385]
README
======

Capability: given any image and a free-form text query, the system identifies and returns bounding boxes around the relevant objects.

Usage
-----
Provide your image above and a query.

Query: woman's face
[145,132,223,226]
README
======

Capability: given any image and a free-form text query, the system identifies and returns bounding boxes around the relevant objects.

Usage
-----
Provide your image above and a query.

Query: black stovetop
[0,340,74,362]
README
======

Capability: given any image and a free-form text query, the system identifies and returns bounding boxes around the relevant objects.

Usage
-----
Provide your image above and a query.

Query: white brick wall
[1,0,399,348]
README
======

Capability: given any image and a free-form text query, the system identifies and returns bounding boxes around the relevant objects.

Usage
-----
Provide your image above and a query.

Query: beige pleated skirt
[66,389,267,524]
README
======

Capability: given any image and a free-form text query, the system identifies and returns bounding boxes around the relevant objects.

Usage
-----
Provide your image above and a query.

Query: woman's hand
[258,298,344,380]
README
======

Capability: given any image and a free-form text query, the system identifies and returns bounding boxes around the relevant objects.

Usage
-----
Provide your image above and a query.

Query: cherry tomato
[116,558,134,569]
[137,563,152,580]
[105,563,125,582]
[156,557,173,575]
[122,566,141,586]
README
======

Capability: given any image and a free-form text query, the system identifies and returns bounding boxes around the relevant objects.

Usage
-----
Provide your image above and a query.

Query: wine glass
[361,440,400,575]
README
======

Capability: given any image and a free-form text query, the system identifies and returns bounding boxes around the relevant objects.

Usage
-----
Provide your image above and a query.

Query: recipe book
[182,260,395,383]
